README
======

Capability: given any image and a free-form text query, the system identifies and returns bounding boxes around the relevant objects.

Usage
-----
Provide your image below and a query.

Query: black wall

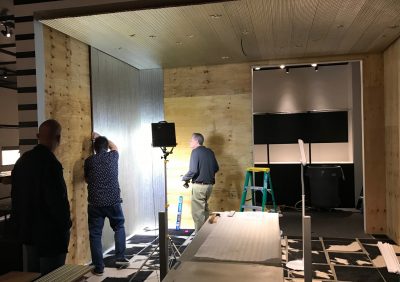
[254,111,348,144]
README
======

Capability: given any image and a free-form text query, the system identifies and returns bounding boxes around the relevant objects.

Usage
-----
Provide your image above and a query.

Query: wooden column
[43,26,92,264]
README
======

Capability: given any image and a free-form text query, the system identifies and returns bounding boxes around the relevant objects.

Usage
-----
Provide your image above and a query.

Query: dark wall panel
[254,111,348,144]
[90,48,164,250]
[254,164,355,208]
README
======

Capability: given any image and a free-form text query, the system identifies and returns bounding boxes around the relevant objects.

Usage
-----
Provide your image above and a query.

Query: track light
[285,67,289,74]
[1,21,13,38]
[1,26,11,38]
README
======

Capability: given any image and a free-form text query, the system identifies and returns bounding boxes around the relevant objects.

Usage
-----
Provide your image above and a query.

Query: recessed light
[311,63,317,67]
[254,67,261,71]
[210,14,222,19]
[280,65,285,69]
[221,56,230,60]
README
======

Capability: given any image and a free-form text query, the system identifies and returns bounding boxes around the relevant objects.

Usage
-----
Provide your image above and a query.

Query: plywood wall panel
[384,39,400,243]
[362,54,386,234]
[165,53,386,235]
[164,63,253,228]
[43,26,92,264]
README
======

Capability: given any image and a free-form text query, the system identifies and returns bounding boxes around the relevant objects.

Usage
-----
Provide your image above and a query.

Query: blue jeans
[88,203,126,272]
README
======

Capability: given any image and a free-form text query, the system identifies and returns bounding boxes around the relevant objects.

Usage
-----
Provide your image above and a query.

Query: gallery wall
[90,47,165,250]
[384,37,400,244]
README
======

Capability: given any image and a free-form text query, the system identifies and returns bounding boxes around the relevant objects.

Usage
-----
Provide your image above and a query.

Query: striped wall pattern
[14,1,39,153]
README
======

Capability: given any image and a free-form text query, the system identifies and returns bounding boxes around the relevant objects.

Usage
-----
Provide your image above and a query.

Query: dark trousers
[88,203,126,272]
[23,244,66,275]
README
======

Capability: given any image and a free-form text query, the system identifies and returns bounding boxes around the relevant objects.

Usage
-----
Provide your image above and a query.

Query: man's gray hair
[192,133,204,145]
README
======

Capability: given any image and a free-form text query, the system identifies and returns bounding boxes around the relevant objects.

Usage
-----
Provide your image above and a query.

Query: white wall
[253,64,351,113]
[253,63,357,164]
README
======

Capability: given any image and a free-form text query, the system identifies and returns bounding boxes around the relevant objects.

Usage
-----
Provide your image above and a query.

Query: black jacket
[11,144,72,256]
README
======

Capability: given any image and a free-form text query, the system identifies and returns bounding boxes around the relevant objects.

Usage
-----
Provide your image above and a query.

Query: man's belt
[193,181,213,185]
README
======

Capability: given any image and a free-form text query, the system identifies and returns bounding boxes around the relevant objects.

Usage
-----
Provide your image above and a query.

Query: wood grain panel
[165,53,386,234]
[43,26,91,264]
[164,63,253,228]
[41,0,400,69]
[362,54,386,234]
[384,38,400,243]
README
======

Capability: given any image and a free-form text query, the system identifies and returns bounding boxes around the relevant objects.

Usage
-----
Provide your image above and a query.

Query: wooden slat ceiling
[41,0,400,69]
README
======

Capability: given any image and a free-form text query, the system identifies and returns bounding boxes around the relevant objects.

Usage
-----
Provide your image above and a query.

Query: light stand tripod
[159,146,186,280]
[286,139,312,282]
[127,146,180,282]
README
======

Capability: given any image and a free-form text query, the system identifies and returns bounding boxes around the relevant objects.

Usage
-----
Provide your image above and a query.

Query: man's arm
[213,152,219,173]
[93,132,118,151]
[182,150,198,182]
[108,139,118,151]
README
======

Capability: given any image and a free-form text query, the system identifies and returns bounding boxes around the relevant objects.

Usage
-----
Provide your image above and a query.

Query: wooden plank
[384,38,400,243]
[43,26,92,264]
[0,272,40,282]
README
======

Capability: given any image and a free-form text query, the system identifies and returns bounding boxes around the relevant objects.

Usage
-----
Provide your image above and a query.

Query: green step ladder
[240,167,277,212]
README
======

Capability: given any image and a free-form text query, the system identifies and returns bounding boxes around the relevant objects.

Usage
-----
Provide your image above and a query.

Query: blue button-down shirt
[84,150,122,207]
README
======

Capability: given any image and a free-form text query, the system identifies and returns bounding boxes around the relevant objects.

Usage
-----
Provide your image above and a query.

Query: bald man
[11,119,71,275]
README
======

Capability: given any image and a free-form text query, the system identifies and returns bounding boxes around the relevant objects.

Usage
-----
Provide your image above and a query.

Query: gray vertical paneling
[90,47,164,251]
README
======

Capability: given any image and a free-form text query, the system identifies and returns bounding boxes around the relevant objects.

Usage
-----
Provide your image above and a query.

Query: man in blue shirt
[84,133,129,275]
[182,133,219,232]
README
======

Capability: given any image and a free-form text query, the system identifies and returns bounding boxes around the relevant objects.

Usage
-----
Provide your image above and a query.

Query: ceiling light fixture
[254,67,261,71]
[280,64,285,69]
[1,21,13,38]
[311,63,317,67]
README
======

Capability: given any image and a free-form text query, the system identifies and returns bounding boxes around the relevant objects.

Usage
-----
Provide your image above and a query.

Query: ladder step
[241,205,263,211]
[245,186,274,193]
[245,186,264,191]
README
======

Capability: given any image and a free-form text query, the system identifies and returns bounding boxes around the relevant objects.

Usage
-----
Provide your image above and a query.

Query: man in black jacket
[11,119,71,275]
